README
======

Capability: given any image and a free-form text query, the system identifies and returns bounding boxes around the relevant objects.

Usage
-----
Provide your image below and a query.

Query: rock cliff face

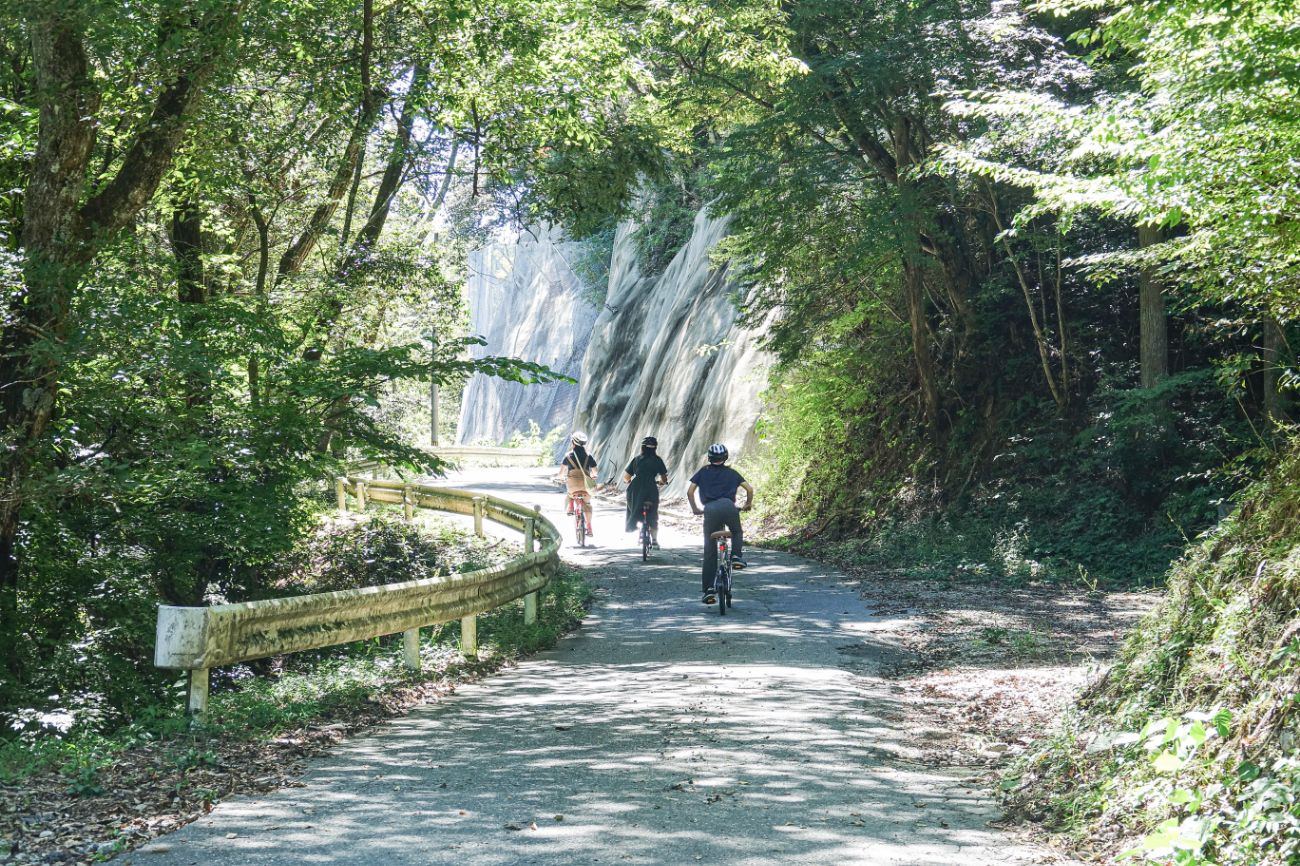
[455,225,598,445]
[456,209,772,497]
[573,209,772,497]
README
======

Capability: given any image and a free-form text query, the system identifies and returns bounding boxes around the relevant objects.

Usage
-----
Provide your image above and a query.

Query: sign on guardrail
[154,477,560,718]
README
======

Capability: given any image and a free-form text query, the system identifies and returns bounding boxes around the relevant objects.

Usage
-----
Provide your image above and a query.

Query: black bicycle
[639,502,653,561]
[710,529,734,615]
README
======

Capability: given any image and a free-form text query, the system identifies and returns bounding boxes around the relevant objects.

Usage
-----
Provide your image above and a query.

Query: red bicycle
[566,490,591,548]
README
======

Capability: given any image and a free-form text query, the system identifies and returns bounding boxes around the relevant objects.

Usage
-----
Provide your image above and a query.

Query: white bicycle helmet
[571,431,589,446]
[707,443,728,463]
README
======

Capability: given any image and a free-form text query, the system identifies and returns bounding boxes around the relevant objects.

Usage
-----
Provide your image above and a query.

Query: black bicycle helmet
[641,436,658,448]
[707,443,728,464]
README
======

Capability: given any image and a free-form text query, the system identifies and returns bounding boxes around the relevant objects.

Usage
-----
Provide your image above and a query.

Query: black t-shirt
[625,454,667,481]
[625,454,668,495]
[689,464,746,504]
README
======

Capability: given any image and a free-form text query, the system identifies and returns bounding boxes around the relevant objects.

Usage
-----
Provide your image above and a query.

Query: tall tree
[0,2,240,670]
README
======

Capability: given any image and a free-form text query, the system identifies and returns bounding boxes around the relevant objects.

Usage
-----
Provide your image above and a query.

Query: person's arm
[739,481,755,511]
[587,455,599,480]
[554,459,567,481]
[688,483,702,515]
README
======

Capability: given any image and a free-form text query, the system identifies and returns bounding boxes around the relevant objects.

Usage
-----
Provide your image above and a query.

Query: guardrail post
[402,485,414,522]
[355,480,367,511]
[461,615,477,659]
[472,497,485,537]
[522,515,538,624]
[187,668,209,719]
[402,628,421,671]
[336,477,348,514]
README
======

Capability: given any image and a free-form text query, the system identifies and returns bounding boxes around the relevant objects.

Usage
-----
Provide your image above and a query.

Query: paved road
[129,468,1053,866]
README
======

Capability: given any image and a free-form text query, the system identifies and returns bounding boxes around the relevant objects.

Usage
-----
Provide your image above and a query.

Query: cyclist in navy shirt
[687,443,754,603]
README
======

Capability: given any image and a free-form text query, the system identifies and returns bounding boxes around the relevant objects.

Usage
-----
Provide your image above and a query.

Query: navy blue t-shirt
[689,465,746,504]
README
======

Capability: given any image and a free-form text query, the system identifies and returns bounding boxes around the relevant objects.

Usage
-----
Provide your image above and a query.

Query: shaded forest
[3,0,1299,861]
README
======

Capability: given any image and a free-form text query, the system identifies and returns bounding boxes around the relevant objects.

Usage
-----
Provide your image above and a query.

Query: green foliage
[0,0,638,727]
[630,167,707,277]
[1007,439,1300,861]
[0,509,590,783]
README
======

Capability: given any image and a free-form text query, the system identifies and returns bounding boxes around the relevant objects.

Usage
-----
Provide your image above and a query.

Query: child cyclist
[555,431,598,537]
[686,443,754,604]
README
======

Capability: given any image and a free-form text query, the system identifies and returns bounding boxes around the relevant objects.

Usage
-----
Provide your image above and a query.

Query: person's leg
[648,500,659,545]
[701,503,724,594]
[728,502,744,563]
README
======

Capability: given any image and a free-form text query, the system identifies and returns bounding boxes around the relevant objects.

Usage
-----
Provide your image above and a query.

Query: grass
[1003,443,1300,864]
[0,559,592,786]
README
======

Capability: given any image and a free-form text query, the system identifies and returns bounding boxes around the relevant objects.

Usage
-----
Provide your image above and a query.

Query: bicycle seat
[568,490,590,499]
[710,530,732,540]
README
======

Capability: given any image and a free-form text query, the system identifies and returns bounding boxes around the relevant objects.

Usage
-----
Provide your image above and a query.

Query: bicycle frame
[567,491,591,547]
[639,503,652,560]
[713,533,733,614]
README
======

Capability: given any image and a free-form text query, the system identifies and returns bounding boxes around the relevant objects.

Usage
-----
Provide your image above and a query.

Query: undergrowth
[0,510,592,787]
[1006,442,1300,864]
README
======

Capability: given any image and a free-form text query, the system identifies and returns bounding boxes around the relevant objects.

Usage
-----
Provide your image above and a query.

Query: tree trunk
[0,14,101,674]
[903,259,940,427]
[1263,317,1287,424]
[1137,224,1169,390]
[275,0,381,283]
[171,199,206,303]
[303,59,428,365]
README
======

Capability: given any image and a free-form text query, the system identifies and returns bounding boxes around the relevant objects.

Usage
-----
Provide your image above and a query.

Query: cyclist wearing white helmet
[687,443,754,604]
[555,431,598,537]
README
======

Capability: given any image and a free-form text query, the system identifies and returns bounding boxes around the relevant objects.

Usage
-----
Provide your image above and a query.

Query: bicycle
[710,529,734,615]
[566,490,591,548]
[638,502,654,561]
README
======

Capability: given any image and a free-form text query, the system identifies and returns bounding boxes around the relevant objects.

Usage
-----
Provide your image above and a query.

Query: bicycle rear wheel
[576,512,586,548]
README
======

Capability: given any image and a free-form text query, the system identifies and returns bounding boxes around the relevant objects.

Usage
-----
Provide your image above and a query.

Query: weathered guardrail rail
[154,476,560,717]
[353,446,545,478]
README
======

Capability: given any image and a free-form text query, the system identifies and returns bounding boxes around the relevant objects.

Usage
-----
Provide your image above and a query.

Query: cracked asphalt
[122,467,1061,866]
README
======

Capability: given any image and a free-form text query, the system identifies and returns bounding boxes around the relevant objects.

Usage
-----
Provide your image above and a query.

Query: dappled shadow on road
[140,468,1032,866]
[196,650,998,865]
[176,565,1013,865]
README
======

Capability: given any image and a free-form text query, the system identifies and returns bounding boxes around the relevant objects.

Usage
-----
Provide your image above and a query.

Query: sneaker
[651,541,660,549]
[732,558,747,570]
[586,525,594,537]
[702,592,716,604]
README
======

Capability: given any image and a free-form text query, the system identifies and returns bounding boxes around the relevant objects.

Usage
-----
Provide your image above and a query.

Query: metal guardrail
[350,446,545,478]
[154,476,561,717]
